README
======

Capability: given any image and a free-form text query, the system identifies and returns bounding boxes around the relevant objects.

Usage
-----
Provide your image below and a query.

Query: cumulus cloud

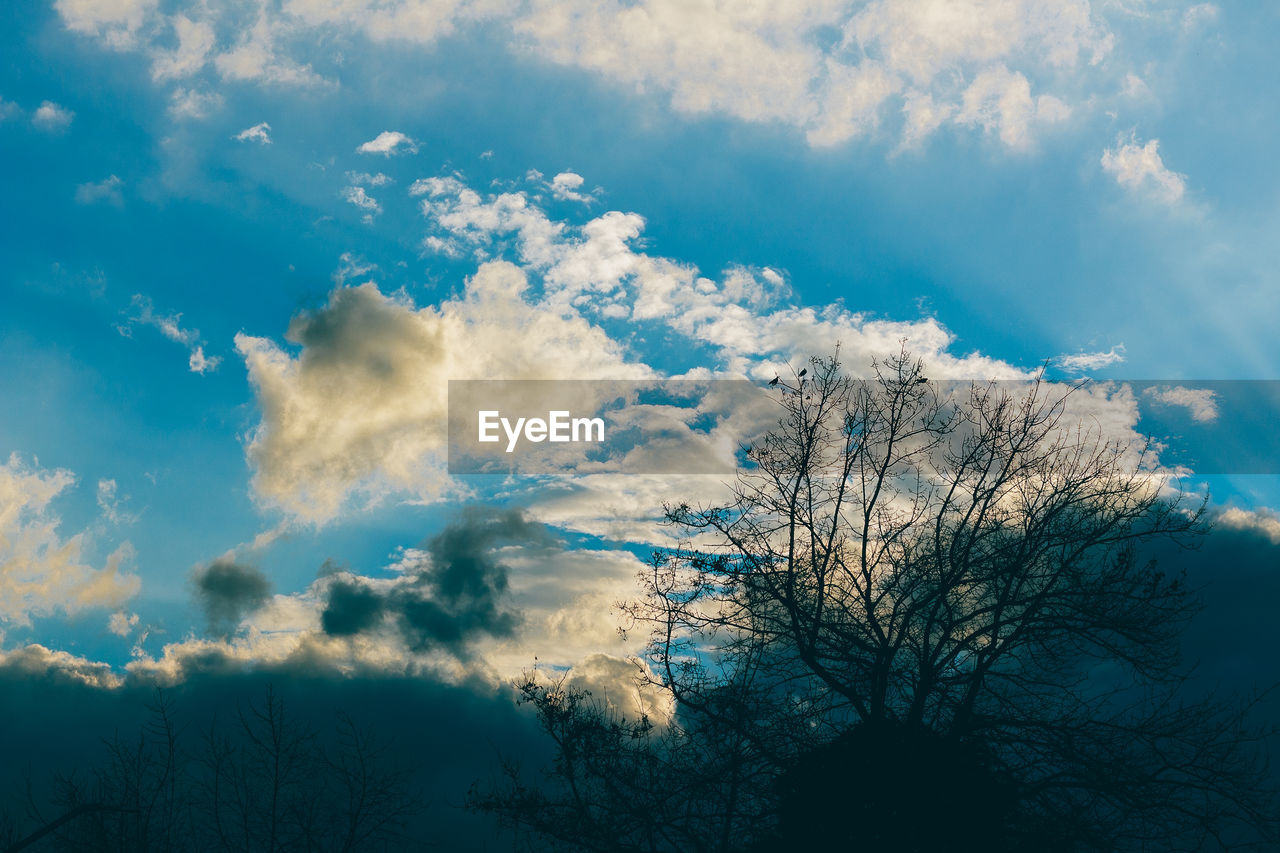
[0,643,123,688]
[1101,134,1186,204]
[234,121,272,144]
[117,294,222,373]
[561,653,674,725]
[1143,385,1219,423]
[548,171,594,203]
[192,556,273,637]
[1217,506,1280,545]
[75,175,124,206]
[357,130,418,156]
[32,100,74,131]
[0,455,140,627]
[954,65,1070,149]
[236,259,648,523]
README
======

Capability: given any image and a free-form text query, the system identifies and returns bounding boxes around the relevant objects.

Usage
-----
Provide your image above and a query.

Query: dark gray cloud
[321,578,385,636]
[1142,516,1280,693]
[320,506,551,654]
[192,557,272,637]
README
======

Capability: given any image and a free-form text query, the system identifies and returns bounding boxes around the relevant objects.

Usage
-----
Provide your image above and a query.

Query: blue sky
[3,0,1280,676]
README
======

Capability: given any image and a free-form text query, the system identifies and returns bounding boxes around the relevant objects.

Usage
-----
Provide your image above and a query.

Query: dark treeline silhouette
[2,685,424,853]
[472,350,1280,852]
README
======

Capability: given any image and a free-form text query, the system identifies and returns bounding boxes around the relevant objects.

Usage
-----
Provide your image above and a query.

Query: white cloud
[212,12,327,87]
[332,251,377,285]
[1121,72,1151,100]
[55,0,157,49]
[516,0,1109,149]
[120,294,197,345]
[75,175,124,206]
[1143,385,1219,423]
[345,171,393,186]
[97,478,119,516]
[1056,345,1126,373]
[0,97,21,121]
[898,90,955,151]
[954,65,1069,149]
[108,610,140,637]
[188,345,222,374]
[1182,3,1219,32]
[412,175,1026,379]
[357,130,418,156]
[0,455,140,628]
[151,14,215,80]
[806,59,900,147]
[118,294,221,374]
[1101,134,1186,204]
[234,121,272,144]
[561,653,674,724]
[52,0,1151,150]
[549,171,594,203]
[342,185,382,221]
[95,478,136,524]
[168,87,223,119]
[32,100,74,131]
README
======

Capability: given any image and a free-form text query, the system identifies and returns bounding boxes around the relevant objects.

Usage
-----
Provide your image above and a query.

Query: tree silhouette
[6,686,423,853]
[477,349,1278,851]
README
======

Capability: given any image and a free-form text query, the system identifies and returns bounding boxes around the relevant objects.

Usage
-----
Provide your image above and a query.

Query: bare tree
[481,349,1278,851]
[321,712,423,853]
[469,671,771,853]
[13,689,189,853]
[7,685,425,853]
[198,685,424,853]
[195,685,317,853]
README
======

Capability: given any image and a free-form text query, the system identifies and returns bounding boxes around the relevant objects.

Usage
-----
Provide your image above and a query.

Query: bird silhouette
[769,376,780,386]
[915,377,928,384]
[798,368,808,378]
